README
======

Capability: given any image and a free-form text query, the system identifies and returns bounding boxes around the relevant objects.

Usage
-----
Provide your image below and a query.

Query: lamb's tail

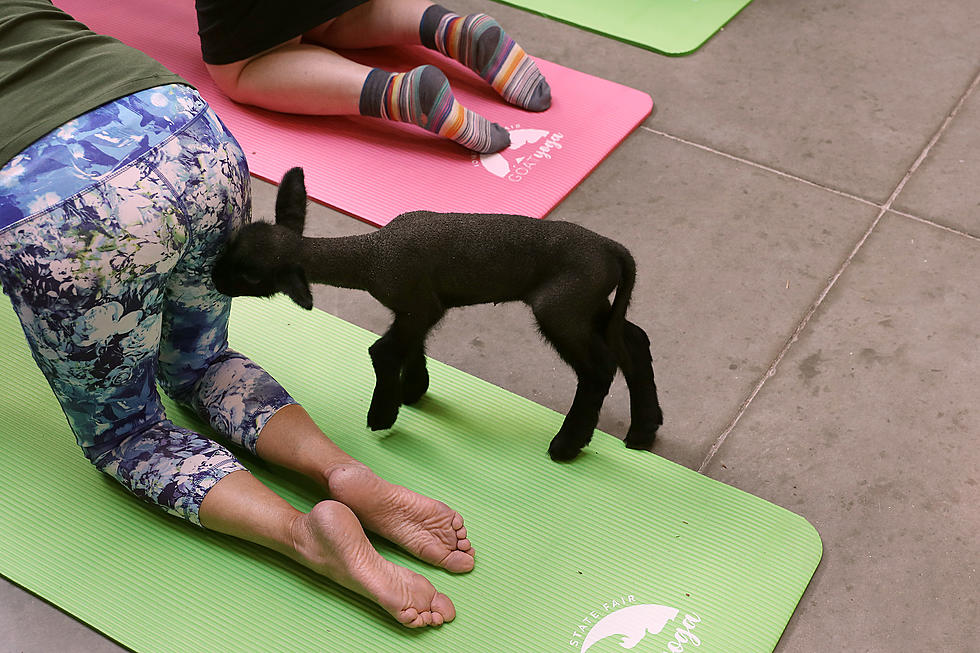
[605,243,636,348]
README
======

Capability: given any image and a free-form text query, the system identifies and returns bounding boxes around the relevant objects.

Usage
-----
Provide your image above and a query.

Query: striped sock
[420,5,551,112]
[358,65,510,154]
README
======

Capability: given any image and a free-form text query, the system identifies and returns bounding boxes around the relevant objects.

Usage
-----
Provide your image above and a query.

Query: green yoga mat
[492,0,754,55]
[0,295,820,652]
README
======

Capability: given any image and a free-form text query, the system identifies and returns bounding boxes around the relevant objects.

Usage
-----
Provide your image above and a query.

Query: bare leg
[311,0,551,111]
[204,0,452,112]
[255,404,475,573]
[206,38,370,114]
[199,469,455,627]
[206,0,547,115]
[205,22,510,152]
[304,0,435,48]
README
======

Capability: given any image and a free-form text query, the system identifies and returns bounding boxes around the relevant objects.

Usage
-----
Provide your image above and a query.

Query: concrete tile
[893,78,980,237]
[264,128,881,470]
[702,214,980,652]
[0,578,125,652]
[468,0,980,203]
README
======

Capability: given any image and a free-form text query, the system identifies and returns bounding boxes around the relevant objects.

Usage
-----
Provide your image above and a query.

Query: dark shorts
[195,0,371,64]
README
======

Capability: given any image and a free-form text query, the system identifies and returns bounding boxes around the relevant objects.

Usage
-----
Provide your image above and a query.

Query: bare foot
[290,500,455,627]
[324,463,475,573]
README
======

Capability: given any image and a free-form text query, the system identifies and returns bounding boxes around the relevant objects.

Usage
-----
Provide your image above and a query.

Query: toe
[432,592,456,623]
[443,549,475,573]
[481,123,510,154]
[400,607,430,628]
[399,607,419,625]
[525,79,551,112]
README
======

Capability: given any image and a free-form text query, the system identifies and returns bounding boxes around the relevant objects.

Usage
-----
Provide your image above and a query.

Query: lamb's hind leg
[367,309,440,430]
[534,300,617,461]
[617,321,663,451]
[548,334,617,461]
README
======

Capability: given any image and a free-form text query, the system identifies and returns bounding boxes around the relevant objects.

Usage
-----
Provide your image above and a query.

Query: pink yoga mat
[55,0,652,226]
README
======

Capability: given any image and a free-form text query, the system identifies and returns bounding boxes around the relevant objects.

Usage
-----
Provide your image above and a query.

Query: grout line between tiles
[695,66,980,474]
[875,66,980,212]
[639,126,882,209]
[890,210,980,243]
[695,208,887,473]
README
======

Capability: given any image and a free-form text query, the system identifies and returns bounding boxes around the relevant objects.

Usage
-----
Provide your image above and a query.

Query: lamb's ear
[281,265,314,310]
[275,167,307,235]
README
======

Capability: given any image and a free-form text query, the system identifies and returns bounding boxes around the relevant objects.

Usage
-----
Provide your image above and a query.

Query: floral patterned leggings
[0,85,295,526]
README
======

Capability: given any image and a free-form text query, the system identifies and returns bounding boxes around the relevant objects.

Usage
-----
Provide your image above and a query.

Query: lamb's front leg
[367,330,404,430]
[401,345,429,406]
[366,308,441,430]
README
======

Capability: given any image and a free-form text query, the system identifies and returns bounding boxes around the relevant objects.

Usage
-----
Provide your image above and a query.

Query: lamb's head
[212,221,313,308]
[212,166,314,309]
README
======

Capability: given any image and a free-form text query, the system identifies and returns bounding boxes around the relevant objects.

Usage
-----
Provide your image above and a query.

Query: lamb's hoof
[548,437,584,462]
[367,402,399,431]
[401,373,429,406]
[624,426,658,451]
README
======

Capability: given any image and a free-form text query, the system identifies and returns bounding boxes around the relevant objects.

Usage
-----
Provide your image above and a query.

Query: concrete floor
[2,0,978,650]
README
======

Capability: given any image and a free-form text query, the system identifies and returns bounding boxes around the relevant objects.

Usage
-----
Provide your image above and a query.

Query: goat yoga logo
[472,125,565,182]
[569,595,703,653]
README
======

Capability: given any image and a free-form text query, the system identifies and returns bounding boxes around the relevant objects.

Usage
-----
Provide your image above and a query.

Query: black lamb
[212,167,663,461]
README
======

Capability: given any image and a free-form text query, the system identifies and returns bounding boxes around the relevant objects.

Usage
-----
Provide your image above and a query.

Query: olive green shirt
[0,0,189,167]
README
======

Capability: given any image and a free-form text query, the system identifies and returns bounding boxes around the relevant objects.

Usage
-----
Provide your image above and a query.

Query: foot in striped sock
[359,65,511,154]
[420,5,551,112]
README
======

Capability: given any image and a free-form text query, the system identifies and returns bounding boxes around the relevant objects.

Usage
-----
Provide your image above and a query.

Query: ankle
[286,510,316,564]
[358,65,510,153]
[358,68,391,118]
[286,502,346,568]
[320,460,371,492]
[419,4,452,49]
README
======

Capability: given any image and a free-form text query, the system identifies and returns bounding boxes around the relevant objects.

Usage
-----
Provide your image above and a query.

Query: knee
[158,348,243,406]
[368,338,401,372]
[623,322,651,349]
[80,407,172,466]
[157,369,201,408]
[205,61,253,103]
[91,421,246,525]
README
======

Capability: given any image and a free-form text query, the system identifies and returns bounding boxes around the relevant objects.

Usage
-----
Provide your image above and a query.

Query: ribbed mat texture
[491,0,754,55]
[53,0,652,227]
[0,296,820,651]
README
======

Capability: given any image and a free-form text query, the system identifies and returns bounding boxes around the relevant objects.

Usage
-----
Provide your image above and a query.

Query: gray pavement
[2,0,978,650]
